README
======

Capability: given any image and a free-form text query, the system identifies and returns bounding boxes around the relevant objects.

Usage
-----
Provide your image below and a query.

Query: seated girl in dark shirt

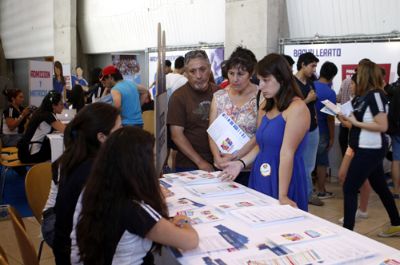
[17,90,65,163]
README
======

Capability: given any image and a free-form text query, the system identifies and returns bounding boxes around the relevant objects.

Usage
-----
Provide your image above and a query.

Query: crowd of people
[2,48,400,264]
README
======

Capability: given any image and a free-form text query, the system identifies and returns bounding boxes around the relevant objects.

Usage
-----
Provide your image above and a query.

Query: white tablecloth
[47,133,64,162]
[160,174,400,265]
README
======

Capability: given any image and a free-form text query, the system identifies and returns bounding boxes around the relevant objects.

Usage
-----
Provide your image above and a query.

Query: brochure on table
[164,170,221,185]
[185,182,245,198]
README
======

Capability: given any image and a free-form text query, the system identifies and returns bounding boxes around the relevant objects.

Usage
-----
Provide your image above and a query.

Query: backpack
[386,80,400,135]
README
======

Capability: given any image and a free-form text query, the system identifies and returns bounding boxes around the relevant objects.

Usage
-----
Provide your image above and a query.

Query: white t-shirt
[166,73,187,101]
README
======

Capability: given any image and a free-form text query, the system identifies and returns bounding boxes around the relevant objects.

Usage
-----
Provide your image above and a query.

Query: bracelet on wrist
[238,159,246,169]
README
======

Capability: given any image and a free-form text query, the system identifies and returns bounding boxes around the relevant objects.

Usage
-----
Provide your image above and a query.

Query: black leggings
[338,125,349,156]
[343,148,400,230]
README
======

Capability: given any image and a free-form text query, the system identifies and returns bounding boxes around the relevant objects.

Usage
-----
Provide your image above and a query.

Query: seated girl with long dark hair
[71,127,199,265]
[17,90,65,163]
[42,103,121,264]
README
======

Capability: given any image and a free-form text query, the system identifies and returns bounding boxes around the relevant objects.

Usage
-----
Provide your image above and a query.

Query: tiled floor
[0,181,399,264]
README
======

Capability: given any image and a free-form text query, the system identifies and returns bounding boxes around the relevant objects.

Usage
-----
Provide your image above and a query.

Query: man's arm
[111,89,122,109]
[170,125,214,171]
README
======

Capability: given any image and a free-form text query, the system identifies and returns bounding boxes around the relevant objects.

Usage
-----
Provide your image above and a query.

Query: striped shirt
[349,89,388,149]
[337,77,352,104]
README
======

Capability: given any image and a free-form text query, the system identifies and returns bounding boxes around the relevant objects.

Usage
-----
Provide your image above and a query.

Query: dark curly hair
[226,46,257,75]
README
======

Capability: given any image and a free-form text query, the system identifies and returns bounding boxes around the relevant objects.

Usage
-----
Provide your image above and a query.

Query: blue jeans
[391,135,400,161]
[303,128,319,199]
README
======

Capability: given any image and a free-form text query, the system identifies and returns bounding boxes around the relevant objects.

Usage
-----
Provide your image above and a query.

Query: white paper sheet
[340,100,354,117]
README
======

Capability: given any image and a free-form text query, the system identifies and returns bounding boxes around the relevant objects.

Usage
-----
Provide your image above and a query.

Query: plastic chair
[1,147,18,155]
[142,110,155,134]
[25,162,52,224]
[0,147,35,203]
[25,162,52,260]
[0,244,9,265]
[8,206,39,265]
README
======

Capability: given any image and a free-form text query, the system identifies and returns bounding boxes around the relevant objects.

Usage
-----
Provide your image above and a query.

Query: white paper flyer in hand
[266,227,337,246]
[321,99,340,116]
[340,100,354,117]
[176,208,224,225]
[321,99,354,117]
[320,106,337,116]
[185,182,245,198]
[230,205,305,227]
[207,112,250,154]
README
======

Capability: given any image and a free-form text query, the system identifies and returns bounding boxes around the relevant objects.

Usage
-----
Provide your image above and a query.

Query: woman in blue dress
[221,54,310,211]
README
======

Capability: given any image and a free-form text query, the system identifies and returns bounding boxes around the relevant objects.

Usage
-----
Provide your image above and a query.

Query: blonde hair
[356,61,384,96]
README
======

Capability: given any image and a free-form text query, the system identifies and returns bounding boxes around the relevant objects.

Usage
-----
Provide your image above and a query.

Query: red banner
[341,64,391,84]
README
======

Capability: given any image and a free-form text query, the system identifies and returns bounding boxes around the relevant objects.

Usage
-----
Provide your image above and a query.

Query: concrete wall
[225,0,289,60]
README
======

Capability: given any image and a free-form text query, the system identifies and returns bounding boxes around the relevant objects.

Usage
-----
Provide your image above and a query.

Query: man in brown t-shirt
[167,50,218,171]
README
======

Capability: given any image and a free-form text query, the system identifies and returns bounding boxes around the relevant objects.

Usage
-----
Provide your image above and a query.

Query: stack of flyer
[176,208,224,225]
[163,170,221,185]
[167,197,206,217]
[207,112,250,154]
[185,182,245,198]
[214,198,270,213]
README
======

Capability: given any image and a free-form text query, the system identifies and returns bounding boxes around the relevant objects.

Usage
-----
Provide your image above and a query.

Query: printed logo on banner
[292,48,342,58]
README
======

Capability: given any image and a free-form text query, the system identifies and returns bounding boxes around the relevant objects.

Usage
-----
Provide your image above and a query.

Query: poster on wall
[29,60,53,107]
[62,63,72,91]
[148,47,224,96]
[284,42,400,93]
[112,54,141,84]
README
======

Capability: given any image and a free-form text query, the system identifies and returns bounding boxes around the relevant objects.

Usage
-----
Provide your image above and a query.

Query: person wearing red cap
[100,65,143,127]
